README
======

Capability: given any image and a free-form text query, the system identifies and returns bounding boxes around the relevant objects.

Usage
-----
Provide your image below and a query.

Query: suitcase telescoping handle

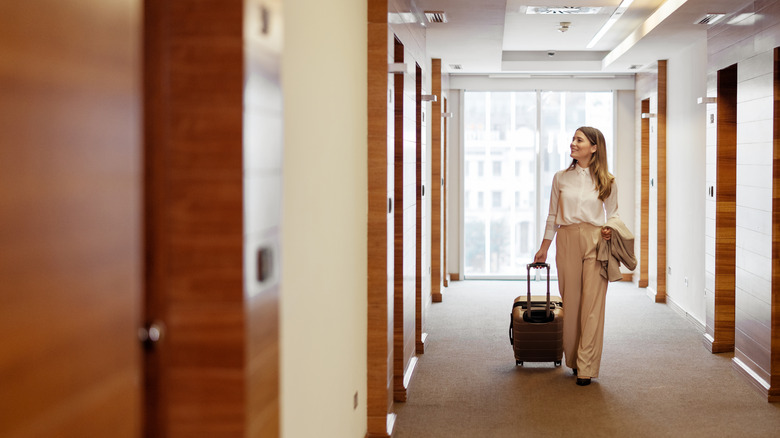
[526,262,551,319]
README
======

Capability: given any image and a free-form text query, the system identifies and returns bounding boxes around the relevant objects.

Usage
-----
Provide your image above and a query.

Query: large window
[463,91,614,278]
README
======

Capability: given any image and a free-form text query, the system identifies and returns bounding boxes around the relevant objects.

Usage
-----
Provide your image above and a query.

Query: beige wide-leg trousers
[555,223,608,379]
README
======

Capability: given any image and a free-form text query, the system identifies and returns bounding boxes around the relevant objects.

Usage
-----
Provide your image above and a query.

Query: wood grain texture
[640,99,650,288]
[771,45,780,402]
[367,0,394,433]
[656,60,668,304]
[443,97,449,288]
[431,59,443,302]
[711,63,738,354]
[392,37,415,403]
[144,0,255,435]
[415,62,427,354]
[0,1,142,437]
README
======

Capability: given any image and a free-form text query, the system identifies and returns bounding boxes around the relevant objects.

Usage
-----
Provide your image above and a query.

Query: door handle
[138,321,165,351]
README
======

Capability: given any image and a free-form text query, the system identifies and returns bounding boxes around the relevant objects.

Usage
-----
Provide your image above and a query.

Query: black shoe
[572,368,577,376]
[576,378,591,386]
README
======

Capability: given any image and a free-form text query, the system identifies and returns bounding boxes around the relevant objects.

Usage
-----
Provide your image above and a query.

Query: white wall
[734,49,774,376]
[615,89,636,271]
[665,38,708,325]
[446,90,462,277]
[281,1,367,436]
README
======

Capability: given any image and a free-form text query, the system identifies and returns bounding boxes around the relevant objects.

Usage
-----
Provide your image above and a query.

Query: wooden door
[0,2,143,437]
[707,63,737,353]
[143,1,248,434]
[144,0,282,436]
[640,99,650,288]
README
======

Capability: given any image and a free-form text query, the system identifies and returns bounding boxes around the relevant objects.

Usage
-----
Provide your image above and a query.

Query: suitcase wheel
[554,360,561,367]
[516,360,523,366]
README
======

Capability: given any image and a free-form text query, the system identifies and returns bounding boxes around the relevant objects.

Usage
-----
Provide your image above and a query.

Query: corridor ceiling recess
[398,0,745,76]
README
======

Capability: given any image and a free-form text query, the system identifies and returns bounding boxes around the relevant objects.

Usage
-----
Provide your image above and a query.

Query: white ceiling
[412,0,753,75]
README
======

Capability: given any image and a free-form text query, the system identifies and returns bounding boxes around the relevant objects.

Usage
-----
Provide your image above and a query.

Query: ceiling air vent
[424,11,448,23]
[526,6,601,15]
[449,64,463,70]
[695,13,725,25]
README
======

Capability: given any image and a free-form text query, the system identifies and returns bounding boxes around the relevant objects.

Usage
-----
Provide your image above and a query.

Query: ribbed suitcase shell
[509,263,563,366]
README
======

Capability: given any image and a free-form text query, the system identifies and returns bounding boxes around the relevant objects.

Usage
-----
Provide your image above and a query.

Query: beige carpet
[393,280,780,437]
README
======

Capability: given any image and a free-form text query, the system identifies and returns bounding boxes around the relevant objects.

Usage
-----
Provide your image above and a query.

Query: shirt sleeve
[604,179,619,220]
[543,172,560,241]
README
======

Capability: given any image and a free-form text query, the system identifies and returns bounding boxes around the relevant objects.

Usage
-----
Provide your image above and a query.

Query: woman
[533,126,617,387]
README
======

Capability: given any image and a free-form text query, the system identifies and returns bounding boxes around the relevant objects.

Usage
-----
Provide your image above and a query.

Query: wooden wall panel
[144,0,250,435]
[415,63,428,354]
[656,60,668,304]
[771,46,780,402]
[443,97,449,288]
[367,0,394,435]
[711,63,738,354]
[0,2,142,437]
[640,99,650,288]
[431,58,443,302]
[392,35,405,403]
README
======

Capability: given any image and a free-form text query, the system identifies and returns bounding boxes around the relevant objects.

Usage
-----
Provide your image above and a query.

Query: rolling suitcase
[509,262,563,366]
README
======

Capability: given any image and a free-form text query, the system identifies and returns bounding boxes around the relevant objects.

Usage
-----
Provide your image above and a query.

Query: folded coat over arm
[596,216,637,282]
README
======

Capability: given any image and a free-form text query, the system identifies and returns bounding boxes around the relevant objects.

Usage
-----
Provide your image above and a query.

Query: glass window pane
[463,90,613,279]
[464,91,537,276]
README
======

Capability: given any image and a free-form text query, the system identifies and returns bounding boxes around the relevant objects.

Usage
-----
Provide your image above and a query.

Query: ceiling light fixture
[526,6,601,15]
[558,21,571,32]
[586,0,635,49]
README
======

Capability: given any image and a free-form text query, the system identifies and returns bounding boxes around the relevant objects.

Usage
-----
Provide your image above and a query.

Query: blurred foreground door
[0,1,144,437]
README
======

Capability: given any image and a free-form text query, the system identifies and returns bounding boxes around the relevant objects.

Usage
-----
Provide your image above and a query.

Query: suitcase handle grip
[526,262,552,318]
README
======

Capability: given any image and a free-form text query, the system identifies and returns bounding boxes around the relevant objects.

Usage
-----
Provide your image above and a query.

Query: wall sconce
[641,113,656,118]
[421,94,438,102]
[442,112,453,118]
[388,62,410,74]
[697,97,716,104]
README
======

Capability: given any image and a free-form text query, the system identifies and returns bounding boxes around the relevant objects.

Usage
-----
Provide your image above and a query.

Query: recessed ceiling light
[526,6,601,15]
[586,0,635,48]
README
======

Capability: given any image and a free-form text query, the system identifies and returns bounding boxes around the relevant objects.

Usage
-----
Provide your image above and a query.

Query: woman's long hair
[567,126,614,200]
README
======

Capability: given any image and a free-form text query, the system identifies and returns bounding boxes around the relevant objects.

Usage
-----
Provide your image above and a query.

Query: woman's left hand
[601,227,612,241]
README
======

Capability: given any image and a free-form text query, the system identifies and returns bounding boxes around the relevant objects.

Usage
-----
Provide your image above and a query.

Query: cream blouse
[542,166,619,241]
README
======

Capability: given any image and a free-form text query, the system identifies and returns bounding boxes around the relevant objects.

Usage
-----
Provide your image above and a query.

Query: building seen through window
[463,91,613,278]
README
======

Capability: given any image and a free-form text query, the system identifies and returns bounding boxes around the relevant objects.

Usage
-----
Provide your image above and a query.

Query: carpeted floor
[393,280,780,437]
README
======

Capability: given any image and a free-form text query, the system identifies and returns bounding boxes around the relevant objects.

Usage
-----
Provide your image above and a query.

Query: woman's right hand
[533,239,552,264]
[533,248,547,264]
